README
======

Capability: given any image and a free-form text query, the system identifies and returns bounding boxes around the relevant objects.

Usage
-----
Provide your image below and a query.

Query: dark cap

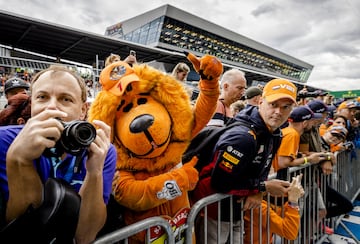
[315,90,328,96]
[4,77,30,94]
[288,105,322,122]
[245,86,262,99]
[327,104,337,112]
[307,99,328,113]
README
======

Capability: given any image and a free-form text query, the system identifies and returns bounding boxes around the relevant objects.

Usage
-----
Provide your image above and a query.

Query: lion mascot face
[88,53,222,241]
[115,95,172,158]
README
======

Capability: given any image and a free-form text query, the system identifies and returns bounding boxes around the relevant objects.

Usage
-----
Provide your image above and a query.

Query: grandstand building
[105,4,313,87]
[0,6,317,91]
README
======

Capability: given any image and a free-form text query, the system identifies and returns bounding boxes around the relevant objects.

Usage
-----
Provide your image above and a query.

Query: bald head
[220,69,247,105]
[220,69,246,88]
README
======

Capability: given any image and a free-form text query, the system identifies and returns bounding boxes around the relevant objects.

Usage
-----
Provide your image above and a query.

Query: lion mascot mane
[89,52,222,242]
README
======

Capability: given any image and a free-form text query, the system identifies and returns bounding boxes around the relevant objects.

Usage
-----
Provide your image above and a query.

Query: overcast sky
[1,0,360,91]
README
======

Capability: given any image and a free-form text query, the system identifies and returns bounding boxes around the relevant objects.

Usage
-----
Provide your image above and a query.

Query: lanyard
[50,156,77,183]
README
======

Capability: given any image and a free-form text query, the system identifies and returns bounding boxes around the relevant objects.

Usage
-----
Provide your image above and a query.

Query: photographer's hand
[7,110,67,164]
[85,120,111,174]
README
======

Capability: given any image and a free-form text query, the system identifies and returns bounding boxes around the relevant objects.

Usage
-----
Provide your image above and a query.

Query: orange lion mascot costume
[89,53,222,243]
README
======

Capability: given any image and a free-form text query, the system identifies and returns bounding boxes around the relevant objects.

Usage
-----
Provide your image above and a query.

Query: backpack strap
[183,122,240,163]
[183,121,258,173]
[219,99,227,123]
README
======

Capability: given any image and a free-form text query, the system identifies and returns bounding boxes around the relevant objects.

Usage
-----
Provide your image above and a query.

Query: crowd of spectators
[0,56,359,243]
[191,74,360,242]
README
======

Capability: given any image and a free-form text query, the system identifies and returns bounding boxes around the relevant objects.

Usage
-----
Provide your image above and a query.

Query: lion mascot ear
[88,61,140,141]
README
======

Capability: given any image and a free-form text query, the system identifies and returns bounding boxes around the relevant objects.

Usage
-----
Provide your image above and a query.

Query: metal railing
[94,216,175,244]
[94,149,360,244]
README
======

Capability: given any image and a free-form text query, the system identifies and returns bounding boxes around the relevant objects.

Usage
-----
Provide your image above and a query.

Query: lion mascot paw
[89,53,222,242]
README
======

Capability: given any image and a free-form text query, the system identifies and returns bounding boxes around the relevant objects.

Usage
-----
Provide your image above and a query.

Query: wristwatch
[259,181,266,192]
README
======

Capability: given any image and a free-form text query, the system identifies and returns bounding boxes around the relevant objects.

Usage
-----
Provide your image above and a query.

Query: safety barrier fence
[94,216,175,244]
[94,149,360,244]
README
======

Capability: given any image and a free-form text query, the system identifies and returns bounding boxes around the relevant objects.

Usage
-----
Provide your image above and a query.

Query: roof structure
[0,8,318,90]
[0,9,186,66]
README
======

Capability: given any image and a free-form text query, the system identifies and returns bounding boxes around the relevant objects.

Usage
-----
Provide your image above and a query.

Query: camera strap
[73,155,83,174]
[49,156,76,183]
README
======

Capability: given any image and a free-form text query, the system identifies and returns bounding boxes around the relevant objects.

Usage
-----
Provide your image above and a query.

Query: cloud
[0,0,359,91]
[239,0,360,91]
[251,2,279,17]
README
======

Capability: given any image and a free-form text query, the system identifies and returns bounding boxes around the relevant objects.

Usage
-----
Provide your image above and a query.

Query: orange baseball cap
[262,78,297,103]
[337,100,358,110]
[99,61,139,96]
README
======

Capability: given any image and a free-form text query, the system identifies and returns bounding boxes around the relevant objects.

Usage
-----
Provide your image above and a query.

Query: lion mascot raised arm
[89,53,222,243]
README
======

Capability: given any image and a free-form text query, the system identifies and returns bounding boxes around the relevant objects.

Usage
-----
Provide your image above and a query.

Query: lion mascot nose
[130,114,154,133]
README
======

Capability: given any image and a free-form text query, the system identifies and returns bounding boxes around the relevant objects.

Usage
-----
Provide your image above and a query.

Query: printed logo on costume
[219,146,245,172]
[110,65,127,81]
[219,160,234,172]
[226,146,244,158]
[222,151,239,165]
[253,155,262,164]
[264,153,273,169]
[157,180,182,200]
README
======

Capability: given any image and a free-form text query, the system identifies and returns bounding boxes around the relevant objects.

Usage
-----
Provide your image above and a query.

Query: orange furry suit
[89,53,222,242]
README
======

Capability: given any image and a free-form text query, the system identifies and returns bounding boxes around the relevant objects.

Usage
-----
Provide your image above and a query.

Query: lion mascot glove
[89,53,222,242]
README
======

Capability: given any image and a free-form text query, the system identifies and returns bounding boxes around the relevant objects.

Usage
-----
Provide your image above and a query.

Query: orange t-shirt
[244,201,300,243]
[272,127,300,172]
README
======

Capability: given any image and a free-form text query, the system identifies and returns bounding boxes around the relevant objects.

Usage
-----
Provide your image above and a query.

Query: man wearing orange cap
[337,100,358,123]
[193,78,297,243]
[335,100,360,142]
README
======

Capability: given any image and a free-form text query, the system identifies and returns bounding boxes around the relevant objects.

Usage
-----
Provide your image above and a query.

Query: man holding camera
[0,65,116,243]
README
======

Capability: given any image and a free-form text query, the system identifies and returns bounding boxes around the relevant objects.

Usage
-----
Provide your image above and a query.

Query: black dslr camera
[44,120,97,157]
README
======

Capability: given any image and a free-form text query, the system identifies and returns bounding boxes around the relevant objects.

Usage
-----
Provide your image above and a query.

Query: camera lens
[60,121,97,155]
[70,122,96,146]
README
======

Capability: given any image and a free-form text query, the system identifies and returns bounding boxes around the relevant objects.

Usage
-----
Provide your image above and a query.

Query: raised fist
[185,52,223,85]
